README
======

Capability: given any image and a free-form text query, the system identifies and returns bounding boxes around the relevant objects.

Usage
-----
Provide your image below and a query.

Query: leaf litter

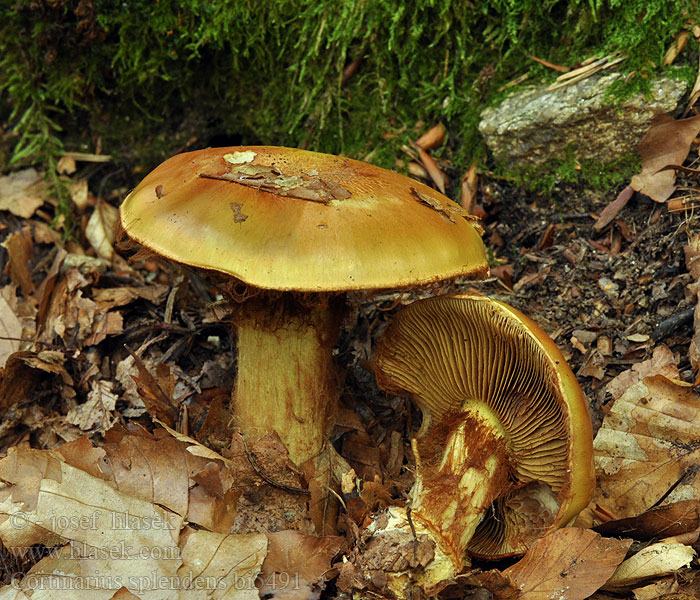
[1,110,700,598]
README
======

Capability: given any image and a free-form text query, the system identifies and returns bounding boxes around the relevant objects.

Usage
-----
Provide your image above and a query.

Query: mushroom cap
[119,147,488,292]
[373,293,595,558]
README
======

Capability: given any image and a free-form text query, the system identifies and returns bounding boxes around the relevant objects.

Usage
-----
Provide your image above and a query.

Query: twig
[406,505,419,564]
[241,436,311,496]
[63,152,113,163]
[651,307,695,342]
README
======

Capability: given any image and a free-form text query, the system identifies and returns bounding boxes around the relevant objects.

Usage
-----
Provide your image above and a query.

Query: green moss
[510,148,641,195]
[1,0,697,189]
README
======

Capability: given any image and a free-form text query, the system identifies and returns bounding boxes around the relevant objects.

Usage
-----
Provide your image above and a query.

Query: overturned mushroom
[372,293,594,585]
[119,147,488,526]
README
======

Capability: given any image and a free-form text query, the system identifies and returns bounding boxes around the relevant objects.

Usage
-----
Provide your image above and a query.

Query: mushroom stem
[409,406,511,573]
[232,296,343,467]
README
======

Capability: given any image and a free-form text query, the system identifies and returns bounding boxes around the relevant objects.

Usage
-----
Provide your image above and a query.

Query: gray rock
[478,72,688,170]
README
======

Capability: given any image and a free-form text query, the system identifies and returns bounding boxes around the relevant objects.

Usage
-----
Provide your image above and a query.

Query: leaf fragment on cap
[200,163,352,204]
[411,187,483,232]
[223,151,257,164]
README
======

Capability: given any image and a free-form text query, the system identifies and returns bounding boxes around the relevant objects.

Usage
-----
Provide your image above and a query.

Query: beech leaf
[578,375,700,528]
[504,528,631,600]
[630,113,700,202]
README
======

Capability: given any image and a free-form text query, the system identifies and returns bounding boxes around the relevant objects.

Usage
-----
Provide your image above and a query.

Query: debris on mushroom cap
[373,293,595,559]
[119,146,489,292]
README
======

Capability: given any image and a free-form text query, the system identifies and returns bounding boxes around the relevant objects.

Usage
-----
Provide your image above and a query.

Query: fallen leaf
[85,199,119,260]
[0,168,47,218]
[177,527,267,598]
[504,528,631,600]
[593,500,700,543]
[0,293,22,368]
[407,161,429,179]
[410,187,482,228]
[460,162,478,213]
[630,114,700,202]
[68,178,89,210]
[0,441,266,599]
[578,375,700,528]
[605,344,678,401]
[450,569,520,600]
[1,227,35,296]
[684,232,700,368]
[259,530,343,599]
[417,148,446,193]
[82,310,124,346]
[57,154,77,174]
[632,577,678,600]
[100,427,238,533]
[415,123,446,150]
[605,542,695,589]
[201,159,351,204]
[126,349,179,427]
[684,51,700,115]
[66,379,118,431]
[0,351,41,410]
[594,185,633,231]
[41,268,113,348]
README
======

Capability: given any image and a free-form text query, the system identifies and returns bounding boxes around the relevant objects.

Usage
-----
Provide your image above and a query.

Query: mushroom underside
[374,294,584,569]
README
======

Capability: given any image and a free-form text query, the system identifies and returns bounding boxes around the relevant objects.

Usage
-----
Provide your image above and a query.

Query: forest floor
[0,125,699,599]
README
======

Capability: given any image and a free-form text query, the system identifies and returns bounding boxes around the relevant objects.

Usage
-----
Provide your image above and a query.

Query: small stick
[651,307,695,342]
[406,505,419,564]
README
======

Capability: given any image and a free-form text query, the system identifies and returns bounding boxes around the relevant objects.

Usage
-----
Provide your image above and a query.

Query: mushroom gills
[373,293,594,576]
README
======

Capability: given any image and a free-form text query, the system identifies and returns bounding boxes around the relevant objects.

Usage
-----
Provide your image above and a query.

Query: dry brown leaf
[417,148,446,193]
[605,542,695,589]
[606,344,678,401]
[66,379,118,431]
[415,123,446,150]
[0,442,266,599]
[202,160,351,204]
[259,530,343,599]
[0,168,47,218]
[577,375,700,528]
[504,528,631,600]
[85,199,119,260]
[68,178,89,210]
[0,293,22,368]
[2,227,35,296]
[100,427,237,533]
[457,570,521,600]
[21,350,73,386]
[630,114,700,202]
[114,354,149,417]
[594,500,700,543]
[632,577,679,600]
[460,162,478,213]
[51,291,99,344]
[0,351,42,411]
[41,268,94,344]
[0,443,183,557]
[126,350,179,427]
[35,247,67,331]
[83,310,124,346]
[92,285,169,311]
[178,528,267,598]
[55,435,110,480]
[594,185,633,231]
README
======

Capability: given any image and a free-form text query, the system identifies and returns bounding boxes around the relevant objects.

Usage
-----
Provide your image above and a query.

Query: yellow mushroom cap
[373,293,595,558]
[119,146,488,292]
